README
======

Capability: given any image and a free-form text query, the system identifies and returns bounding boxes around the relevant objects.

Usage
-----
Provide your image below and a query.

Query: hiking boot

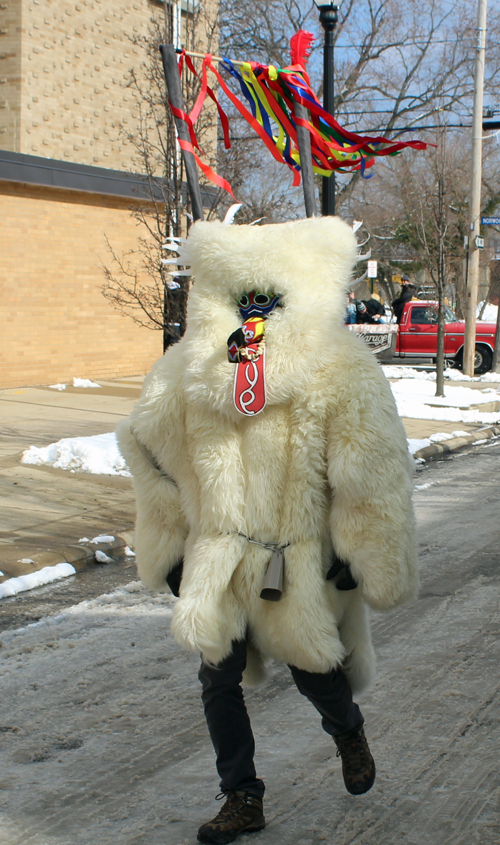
[333,725,376,795]
[197,791,265,845]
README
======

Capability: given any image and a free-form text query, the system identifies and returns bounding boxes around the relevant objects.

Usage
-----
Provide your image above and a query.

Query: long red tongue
[234,347,266,415]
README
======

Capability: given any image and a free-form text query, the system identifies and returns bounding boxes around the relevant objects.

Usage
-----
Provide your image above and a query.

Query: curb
[0,532,135,583]
[413,425,500,461]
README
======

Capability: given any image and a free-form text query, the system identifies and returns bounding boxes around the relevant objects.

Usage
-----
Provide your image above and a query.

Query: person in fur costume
[117,215,418,845]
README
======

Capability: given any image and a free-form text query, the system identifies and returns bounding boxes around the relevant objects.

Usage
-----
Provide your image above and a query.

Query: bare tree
[216,0,500,212]
[101,0,500,344]
[349,123,500,388]
[350,129,467,394]
[101,2,219,351]
[408,136,452,395]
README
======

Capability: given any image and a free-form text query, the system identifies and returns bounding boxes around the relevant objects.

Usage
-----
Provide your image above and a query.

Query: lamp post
[315,2,339,216]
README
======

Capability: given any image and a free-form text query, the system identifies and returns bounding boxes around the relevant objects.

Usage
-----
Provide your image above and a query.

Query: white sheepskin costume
[117,216,418,693]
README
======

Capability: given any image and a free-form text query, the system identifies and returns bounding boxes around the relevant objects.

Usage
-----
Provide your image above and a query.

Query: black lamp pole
[317,3,339,216]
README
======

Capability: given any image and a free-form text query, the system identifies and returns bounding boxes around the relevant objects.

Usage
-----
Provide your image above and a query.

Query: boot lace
[336,733,368,773]
[212,792,244,823]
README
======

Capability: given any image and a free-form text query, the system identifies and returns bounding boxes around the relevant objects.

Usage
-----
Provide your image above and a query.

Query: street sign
[480,216,500,225]
[367,260,378,278]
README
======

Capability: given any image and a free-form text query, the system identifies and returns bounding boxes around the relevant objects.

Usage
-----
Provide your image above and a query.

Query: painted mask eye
[254,293,270,306]
[239,294,250,308]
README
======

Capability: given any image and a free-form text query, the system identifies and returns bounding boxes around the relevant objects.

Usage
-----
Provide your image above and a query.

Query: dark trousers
[199,638,363,798]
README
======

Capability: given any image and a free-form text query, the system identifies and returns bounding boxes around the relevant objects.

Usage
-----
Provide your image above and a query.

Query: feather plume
[290,30,315,69]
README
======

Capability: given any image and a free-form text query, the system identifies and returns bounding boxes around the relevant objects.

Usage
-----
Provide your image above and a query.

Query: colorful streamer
[171,34,429,199]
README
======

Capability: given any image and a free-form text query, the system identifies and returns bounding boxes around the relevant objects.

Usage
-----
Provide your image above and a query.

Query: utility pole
[463,0,488,376]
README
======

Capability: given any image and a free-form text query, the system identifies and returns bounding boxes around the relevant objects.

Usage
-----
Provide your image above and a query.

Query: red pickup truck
[349,300,498,375]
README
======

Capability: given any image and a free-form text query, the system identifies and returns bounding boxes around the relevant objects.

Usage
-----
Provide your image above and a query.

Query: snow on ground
[0,536,123,599]
[19,366,500,479]
[390,379,500,424]
[95,550,114,564]
[21,432,131,477]
[73,377,101,388]
[48,378,102,390]
[407,430,470,456]
[87,535,116,544]
[0,562,76,599]
[477,301,498,322]
[0,581,173,644]
[1,464,500,845]
[382,365,500,383]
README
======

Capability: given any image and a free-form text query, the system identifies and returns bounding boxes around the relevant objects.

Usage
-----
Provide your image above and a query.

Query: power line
[340,110,473,117]
[332,37,482,49]
[362,123,471,133]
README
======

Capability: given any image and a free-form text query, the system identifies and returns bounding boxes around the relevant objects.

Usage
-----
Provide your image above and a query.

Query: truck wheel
[454,346,492,375]
[474,345,492,375]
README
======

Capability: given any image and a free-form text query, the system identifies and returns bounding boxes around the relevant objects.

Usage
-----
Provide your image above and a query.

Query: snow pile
[87,535,115,544]
[414,481,437,491]
[407,431,470,456]
[60,581,174,619]
[21,432,131,477]
[390,379,500,424]
[0,562,76,599]
[48,378,102,390]
[382,365,500,383]
[477,302,498,322]
[382,366,436,380]
[95,550,114,564]
[19,366,500,479]
[73,377,101,388]
[442,369,500,383]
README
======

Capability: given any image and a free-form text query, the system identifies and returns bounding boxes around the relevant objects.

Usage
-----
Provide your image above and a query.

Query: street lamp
[314,2,339,216]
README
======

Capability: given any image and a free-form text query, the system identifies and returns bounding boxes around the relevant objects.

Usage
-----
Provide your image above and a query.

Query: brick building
[0,0,216,389]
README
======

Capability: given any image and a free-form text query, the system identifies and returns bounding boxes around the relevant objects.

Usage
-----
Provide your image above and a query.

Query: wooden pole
[491,298,500,372]
[294,101,317,218]
[174,47,245,66]
[160,44,204,222]
[463,0,487,375]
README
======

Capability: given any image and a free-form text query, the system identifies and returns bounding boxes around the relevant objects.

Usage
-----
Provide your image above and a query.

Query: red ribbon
[177,138,238,200]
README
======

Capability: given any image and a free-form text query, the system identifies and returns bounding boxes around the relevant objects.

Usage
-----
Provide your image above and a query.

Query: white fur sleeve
[116,353,189,592]
[327,362,419,611]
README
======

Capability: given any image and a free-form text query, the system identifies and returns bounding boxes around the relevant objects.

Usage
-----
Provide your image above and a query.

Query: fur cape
[117,216,418,692]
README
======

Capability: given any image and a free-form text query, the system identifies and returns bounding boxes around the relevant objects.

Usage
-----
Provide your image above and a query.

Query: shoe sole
[197,822,265,845]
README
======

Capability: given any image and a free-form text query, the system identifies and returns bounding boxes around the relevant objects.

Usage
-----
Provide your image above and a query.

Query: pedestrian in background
[391,276,415,324]
[345,291,357,324]
[364,293,386,324]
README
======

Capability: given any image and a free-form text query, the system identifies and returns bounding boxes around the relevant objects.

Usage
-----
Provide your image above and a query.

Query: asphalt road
[0,442,499,845]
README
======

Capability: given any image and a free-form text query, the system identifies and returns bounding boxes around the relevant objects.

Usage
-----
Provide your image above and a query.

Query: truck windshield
[415,305,458,323]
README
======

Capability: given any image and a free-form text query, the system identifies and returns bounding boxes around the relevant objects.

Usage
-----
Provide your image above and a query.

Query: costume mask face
[227,290,282,363]
[237,291,282,320]
[182,216,359,416]
[227,290,282,415]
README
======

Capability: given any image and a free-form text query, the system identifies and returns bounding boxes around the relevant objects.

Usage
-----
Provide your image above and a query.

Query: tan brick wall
[0,0,219,170]
[0,0,22,149]
[18,0,163,170]
[0,180,163,388]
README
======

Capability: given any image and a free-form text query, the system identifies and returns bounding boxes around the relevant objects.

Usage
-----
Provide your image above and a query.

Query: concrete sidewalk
[0,374,498,581]
[0,378,143,579]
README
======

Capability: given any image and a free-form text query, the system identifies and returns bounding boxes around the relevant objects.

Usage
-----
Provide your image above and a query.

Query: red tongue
[233,346,266,415]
